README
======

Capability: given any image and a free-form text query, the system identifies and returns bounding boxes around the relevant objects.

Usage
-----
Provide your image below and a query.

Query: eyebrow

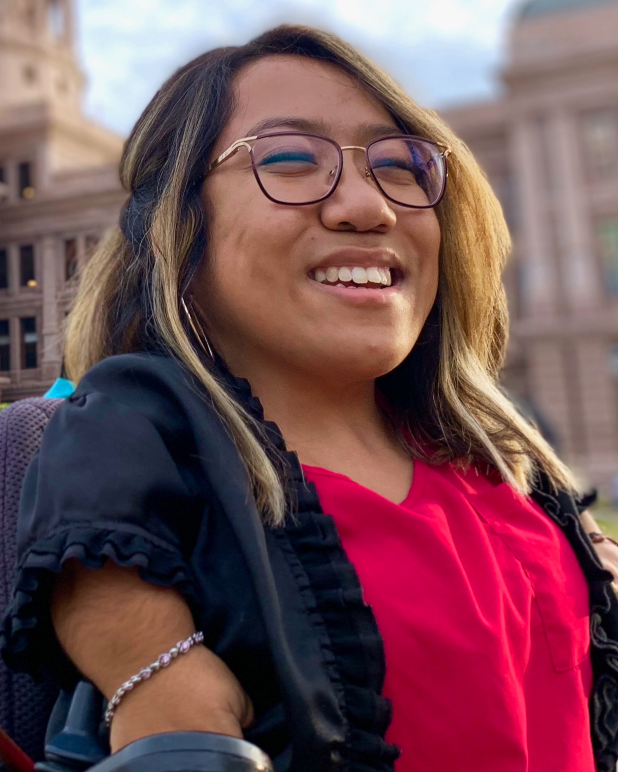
[245,116,402,142]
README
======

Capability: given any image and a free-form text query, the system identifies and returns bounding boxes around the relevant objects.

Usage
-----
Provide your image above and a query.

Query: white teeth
[326,267,339,283]
[312,265,394,287]
[335,283,345,287]
[378,268,391,286]
[366,267,382,284]
[351,267,368,284]
[338,267,353,282]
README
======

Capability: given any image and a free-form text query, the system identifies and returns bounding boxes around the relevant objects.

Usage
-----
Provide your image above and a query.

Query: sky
[76,0,522,137]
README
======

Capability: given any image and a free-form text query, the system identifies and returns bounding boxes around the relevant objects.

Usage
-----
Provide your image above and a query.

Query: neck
[222,352,395,472]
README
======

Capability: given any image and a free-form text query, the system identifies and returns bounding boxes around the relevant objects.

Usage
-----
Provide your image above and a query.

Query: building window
[597,218,618,295]
[20,318,37,370]
[608,345,618,426]
[22,64,38,84]
[0,249,7,289]
[48,0,66,40]
[582,108,618,180]
[18,162,35,199]
[19,245,36,287]
[537,115,556,194]
[20,0,36,29]
[85,234,99,258]
[609,345,618,376]
[64,238,77,280]
[0,166,7,204]
[0,320,9,372]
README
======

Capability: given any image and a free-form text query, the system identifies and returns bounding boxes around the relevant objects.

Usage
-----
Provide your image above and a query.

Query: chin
[314,344,409,381]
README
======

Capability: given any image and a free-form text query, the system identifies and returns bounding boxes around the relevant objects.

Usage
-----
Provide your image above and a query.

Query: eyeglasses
[207,131,451,209]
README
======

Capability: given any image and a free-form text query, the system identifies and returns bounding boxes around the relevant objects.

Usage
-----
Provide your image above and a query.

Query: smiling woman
[2,23,618,772]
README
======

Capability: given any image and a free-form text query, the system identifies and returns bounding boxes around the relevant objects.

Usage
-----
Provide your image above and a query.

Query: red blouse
[302,459,594,772]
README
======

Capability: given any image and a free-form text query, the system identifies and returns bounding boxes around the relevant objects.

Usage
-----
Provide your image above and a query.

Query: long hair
[63,24,577,525]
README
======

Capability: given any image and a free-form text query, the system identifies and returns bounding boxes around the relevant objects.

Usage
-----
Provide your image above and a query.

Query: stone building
[1,0,618,490]
[443,0,618,491]
[0,0,124,400]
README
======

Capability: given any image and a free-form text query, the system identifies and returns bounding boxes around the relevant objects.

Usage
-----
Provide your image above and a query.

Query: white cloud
[76,0,518,136]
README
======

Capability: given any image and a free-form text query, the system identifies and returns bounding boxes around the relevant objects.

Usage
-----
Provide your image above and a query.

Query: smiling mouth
[309,266,400,289]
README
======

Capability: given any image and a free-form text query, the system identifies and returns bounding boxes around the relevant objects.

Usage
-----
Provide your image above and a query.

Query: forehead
[218,55,398,147]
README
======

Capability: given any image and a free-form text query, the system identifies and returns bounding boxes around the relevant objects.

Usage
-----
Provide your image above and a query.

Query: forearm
[579,510,618,590]
[580,509,601,535]
[52,560,253,751]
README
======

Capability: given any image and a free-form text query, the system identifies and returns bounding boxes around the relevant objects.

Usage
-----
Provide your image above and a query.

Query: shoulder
[75,352,193,407]
[49,354,250,495]
[64,352,213,442]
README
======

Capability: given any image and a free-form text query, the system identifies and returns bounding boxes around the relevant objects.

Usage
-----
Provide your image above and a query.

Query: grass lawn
[595,518,618,541]
[591,500,618,540]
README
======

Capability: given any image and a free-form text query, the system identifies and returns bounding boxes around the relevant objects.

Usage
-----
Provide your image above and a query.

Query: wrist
[107,644,253,752]
[105,632,204,727]
[109,657,245,752]
[588,531,618,548]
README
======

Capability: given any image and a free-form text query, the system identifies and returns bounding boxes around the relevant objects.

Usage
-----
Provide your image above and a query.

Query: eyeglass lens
[251,133,446,207]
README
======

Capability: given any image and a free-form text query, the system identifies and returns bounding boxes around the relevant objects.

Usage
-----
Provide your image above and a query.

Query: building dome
[519,0,617,18]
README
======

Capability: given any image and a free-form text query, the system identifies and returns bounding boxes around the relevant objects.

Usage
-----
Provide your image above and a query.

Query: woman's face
[197,55,441,384]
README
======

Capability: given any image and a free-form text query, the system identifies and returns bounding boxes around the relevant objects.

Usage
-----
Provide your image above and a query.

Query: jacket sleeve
[0,354,206,683]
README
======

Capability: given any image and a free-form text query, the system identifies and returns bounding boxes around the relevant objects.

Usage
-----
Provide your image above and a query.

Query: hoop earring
[180,296,215,360]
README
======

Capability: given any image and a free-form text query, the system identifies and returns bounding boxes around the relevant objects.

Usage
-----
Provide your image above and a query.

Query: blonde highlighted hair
[64,25,577,525]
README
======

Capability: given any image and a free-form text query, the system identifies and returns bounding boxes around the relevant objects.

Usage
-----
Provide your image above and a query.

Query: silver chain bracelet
[104,631,205,727]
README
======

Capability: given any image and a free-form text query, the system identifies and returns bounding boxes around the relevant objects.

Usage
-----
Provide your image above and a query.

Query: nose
[319,147,397,233]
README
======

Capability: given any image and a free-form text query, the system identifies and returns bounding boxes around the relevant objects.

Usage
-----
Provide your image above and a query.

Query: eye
[372,157,415,172]
[258,151,318,168]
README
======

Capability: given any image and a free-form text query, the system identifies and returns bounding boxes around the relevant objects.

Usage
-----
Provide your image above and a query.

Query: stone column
[8,243,19,297]
[511,118,558,318]
[573,338,618,489]
[77,234,86,275]
[527,338,576,460]
[9,315,21,376]
[4,161,17,204]
[548,110,600,311]
[64,0,76,49]
[35,142,49,196]
[40,235,61,382]
[7,245,20,380]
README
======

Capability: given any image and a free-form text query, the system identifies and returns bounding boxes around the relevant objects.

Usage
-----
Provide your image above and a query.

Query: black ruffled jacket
[1,353,618,772]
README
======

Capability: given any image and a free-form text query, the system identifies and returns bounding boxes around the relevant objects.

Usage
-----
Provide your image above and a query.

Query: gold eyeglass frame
[207,131,452,209]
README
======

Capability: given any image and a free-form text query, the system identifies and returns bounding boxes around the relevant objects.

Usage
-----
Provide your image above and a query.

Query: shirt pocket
[473,484,590,673]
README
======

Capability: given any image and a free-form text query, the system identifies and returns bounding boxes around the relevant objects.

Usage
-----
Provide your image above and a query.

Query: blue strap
[44,378,76,399]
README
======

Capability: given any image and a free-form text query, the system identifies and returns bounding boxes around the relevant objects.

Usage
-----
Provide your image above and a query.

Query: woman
[2,24,618,772]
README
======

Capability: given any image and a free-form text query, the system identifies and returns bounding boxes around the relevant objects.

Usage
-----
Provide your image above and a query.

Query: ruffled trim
[0,525,200,683]
[220,364,400,771]
[532,471,618,772]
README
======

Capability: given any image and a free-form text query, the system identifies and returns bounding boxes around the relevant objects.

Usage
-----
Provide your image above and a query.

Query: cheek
[207,175,306,260]
[419,212,442,267]
[199,180,306,322]
[404,212,441,297]
[205,181,278,285]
